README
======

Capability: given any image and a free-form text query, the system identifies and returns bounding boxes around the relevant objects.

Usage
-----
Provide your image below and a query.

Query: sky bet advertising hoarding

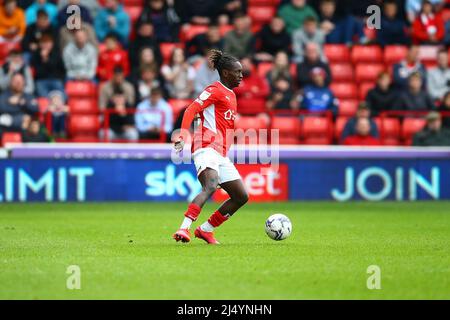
[0,159,448,202]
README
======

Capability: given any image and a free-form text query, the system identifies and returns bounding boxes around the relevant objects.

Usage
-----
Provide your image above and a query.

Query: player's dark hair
[208,49,238,76]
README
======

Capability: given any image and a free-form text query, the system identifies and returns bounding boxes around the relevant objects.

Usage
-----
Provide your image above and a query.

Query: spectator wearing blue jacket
[94,0,130,45]
[377,0,410,46]
[301,67,338,115]
[25,0,58,25]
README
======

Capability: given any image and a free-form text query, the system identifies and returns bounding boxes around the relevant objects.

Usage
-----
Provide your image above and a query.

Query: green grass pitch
[1,201,449,299]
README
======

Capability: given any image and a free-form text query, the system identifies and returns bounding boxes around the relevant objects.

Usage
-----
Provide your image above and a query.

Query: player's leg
[173,168,219,242]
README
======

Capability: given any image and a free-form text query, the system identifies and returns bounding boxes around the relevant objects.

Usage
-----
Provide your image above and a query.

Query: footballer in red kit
[173,50,249,245]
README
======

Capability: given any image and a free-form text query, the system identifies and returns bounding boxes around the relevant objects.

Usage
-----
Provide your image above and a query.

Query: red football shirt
[181,81,237,156]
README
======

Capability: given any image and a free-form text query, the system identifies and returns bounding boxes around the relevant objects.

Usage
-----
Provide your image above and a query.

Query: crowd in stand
[0,0,449,146]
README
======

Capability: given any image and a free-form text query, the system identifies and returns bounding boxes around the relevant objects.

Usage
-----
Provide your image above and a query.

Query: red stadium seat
[418,45,439,68]
[70,135,100,143]
[168,99,192,122]
[257,62,273,77]
[335,116,349,140]
[248,0,279,5]
[330,63,354,82]
[351,45,383,64]
[324,44,351,63]
[330,82,358,100]
[302,116,333,145]
[123,5,142,25]
[65,81,97,98]
[122,0,143,5]
[384,45,408,67]
[179,24,209,42]
[248,6,276,25]
[68,99,98,114]
[237,98,266,115]
[235,114,270,144]
[270,116,301,144]
[68,115,100,135]
[289,63,297,79]
[1,132,22,145]
[363,26,377,41]
[354,63,386,83]
[379,117,401,145]
[359,82,375,100]
[338,99,358,117]
[401,117,426,145]
[37,97,49,113]
[159,42,184,65]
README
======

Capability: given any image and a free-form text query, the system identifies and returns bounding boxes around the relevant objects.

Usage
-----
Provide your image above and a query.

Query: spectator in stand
[405,0,444,24]
[22,117,50,142]
[135,87,173,141]
[223,13,255,59]
[130,46,160,82]
[342,117,381,146]
[99,66,135,110]
[22,9,57,56]
[94,0,130,45]
[219,0,247,25]
[301,67,337,115]
[292,15,325,63]
[233,56,270,110]
[137,0,180,43]
[278,0,318,35]
[267,51,292,90]
[317,0,366,45]
[365,71,398,116]
[0,49,34,95]
[427,49,450,101]
[129,21,162,69]
[411,0,445,45]
[178,0,222,25]
[161,47,195,99]
[103,87,138,141]
[25,0,57,25]
[59,24,98,51]
[255,17,291,62]
[0,73,38,133]
[377,0,410,46]
[63,28,98,81]
[97,33,129,82]
[266,76,300,111]
[46,90,68,138]
[296,42,331,88]
[194,58,219,96]
[57,0,99,19]
[0,0,26,43]
[186,23,223,62]
[57,0,93,28]
[31,33,65,97]
[397,72,436,111]
[412,111,450,146]
[392,44,427,90]
[133,65,165,102]
[441,91,450,128]
[341,102,379,142]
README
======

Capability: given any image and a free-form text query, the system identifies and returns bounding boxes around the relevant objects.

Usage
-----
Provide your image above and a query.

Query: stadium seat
[168,99,192,122]
[401,118,426,145]
[418,45,439,68]
[335,116,349,140]
[68,99,98,114]
[257,62,273,78]
[355,63,385,83]
[159,42,184,65]
[248,0,279,5]
[65,81,97,98]
[338,99,358,117]
[330,63,354,82]
[1,132,22,146]
[363,26,377,42]
[179,24,209,42]
[235,114,270,144]
[289,63,297,79]
[270,116,301,144]
[358,82,375,100]
[248,6,276,25]
[123,5,142,25]
[379,117,401,145]
[384,45,408,67]
[351,45,383,64]
[324,44,350,63]
[122,0,143,5]
[330,82,358,100]
[37,97,49,113]
[237,98,266,115]
[68,115,100,135]
[302,116,333,145]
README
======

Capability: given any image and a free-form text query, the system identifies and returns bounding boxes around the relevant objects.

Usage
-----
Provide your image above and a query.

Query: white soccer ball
[265,214,292,241]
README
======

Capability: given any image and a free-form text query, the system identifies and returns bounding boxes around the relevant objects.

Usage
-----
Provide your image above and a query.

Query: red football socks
[184,203,202,221]
[208,210,229,228]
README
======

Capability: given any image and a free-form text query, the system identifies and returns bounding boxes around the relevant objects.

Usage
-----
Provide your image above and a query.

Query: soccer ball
[265,214,292,241]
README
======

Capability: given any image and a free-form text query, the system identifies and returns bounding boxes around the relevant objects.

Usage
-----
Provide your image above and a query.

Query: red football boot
[173,228,191,243]
[194,227,220,244]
